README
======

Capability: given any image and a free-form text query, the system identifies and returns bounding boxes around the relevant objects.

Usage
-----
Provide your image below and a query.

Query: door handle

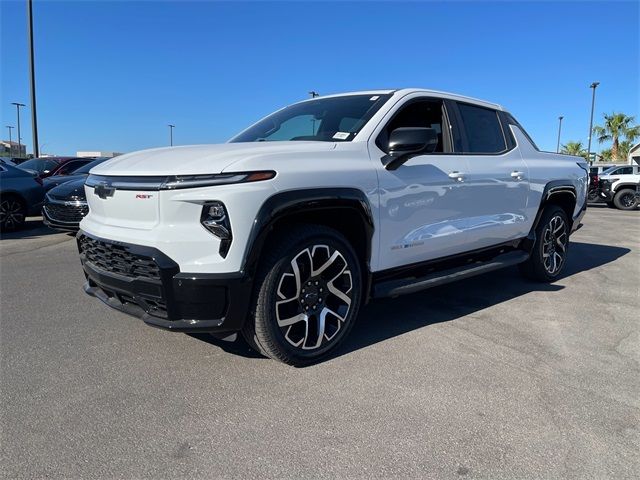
[511,171,525,181]
[448,171,465,182]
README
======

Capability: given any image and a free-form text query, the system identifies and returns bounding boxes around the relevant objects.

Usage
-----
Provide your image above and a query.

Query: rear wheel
[0,195,26,231]
[242,225,362,366]
[519,206,569,282]
[613,189,638,210]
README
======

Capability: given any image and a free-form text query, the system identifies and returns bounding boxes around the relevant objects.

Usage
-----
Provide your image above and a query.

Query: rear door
[448,101,530,249]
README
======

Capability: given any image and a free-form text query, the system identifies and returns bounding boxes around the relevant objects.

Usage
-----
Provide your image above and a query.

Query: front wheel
[613,189,638,210]
[519,206,570,282]
[243,225,362,366]
[0,195,26,231]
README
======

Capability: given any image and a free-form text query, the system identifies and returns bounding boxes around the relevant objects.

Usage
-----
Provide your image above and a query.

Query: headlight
[164,171,276,190]
[86,170,276,191]
[201,201,232,257]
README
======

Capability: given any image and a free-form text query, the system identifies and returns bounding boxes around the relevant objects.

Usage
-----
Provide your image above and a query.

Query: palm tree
[617,140,633,162]
[561,141,588,159]
[599,148,612,161]
[593,113,640,160]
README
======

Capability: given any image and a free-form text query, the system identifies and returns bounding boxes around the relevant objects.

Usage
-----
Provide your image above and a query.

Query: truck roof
[311,88,505,111]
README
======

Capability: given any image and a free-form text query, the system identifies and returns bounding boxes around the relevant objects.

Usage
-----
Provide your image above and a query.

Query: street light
[587,81,600,163]
[308,91,319,98]
[556,116,564,153]
[11,102,25,158]
[6,126,14,156]
[168,124,175,146]
[27,0,40,158]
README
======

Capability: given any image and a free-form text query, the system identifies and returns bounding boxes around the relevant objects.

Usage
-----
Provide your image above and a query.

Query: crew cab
[78,89,588,365]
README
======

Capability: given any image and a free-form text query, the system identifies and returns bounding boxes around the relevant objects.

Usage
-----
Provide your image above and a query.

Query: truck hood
[90,142,337,176]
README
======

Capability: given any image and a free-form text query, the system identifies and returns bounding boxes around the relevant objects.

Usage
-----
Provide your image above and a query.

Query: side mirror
[382,127,438,170]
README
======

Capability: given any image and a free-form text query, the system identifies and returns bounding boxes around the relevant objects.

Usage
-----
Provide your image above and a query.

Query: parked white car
[78,88,588,365]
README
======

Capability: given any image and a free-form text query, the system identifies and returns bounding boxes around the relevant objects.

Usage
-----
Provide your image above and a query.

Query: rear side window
[457,103,506,153]
[57,160,88,175]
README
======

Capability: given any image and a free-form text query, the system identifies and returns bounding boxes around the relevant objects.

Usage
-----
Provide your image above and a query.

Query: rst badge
[136,194,153,199]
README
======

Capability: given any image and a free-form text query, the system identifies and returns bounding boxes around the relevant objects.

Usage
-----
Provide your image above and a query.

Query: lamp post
[11,103,25,158]
[6,126,14,156]
[168,124,175,146]
[587,82,600,163]
[556,116,564,153]
[27,0,40,158]
[308,91,319,98]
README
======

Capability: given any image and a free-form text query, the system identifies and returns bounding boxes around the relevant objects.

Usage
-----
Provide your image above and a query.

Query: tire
[613,189,638,211]
[0,195,27,231]
[519,205,570,282]
[587,189,599,202]
[242,225,362,366]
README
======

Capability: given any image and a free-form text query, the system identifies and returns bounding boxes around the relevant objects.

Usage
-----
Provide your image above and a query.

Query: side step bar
[373,251,530,298]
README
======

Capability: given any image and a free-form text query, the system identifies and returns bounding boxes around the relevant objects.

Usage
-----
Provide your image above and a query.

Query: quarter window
[457,103,506,154]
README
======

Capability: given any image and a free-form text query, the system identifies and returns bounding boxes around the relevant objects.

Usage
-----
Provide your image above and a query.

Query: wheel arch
[241,188,375,296]
[530,180,579,238]
[613,183,638,193]
[0,189,27,203]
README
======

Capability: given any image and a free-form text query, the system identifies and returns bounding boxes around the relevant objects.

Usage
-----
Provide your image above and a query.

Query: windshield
[73,157,109,174]
[19,158,58,173]
[230,94,392,143]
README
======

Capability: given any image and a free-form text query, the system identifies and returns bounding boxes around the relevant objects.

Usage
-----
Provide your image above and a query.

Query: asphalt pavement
[1,207,639,479]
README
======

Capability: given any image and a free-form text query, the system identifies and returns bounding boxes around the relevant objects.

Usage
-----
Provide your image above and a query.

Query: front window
[230,94,392,143]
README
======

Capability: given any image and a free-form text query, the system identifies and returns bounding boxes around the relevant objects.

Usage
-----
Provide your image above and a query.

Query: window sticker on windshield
[333,132,350,140]
[370,96,380,101]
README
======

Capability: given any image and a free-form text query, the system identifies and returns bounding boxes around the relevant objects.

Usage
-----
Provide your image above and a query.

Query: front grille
[79,235,161,281]
[44,203,89,223]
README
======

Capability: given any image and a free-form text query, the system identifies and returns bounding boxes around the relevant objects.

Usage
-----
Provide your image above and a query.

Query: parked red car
[17,156,95,180]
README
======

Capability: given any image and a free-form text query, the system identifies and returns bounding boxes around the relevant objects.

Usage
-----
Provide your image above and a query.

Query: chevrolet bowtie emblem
[94,182,115,199]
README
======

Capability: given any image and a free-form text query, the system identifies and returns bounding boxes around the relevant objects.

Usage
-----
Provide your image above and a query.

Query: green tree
[599,148,612,162]
[561,141,588,159]
[617,140,633,162]
[592,113,640,160]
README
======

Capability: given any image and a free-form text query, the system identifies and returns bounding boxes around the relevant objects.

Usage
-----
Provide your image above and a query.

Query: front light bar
[86,171,276,191]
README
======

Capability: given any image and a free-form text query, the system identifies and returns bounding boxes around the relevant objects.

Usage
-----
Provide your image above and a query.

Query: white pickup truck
[597,165,640,210]
[77,88,588,365]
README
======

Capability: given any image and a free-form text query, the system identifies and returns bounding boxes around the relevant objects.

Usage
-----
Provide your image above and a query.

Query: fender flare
[526,180,579,248]
[612,182,639,193]
[240,188,375,278]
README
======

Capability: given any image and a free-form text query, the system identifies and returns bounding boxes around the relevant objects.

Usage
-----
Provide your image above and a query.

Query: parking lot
[1,206,638,479]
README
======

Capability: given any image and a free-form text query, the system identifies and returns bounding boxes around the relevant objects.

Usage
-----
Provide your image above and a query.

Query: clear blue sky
[1,0,638,155]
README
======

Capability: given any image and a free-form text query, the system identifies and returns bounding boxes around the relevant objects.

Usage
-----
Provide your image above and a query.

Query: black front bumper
[78,232,252,333]
[599,180,614,201]
[42,205,80,232]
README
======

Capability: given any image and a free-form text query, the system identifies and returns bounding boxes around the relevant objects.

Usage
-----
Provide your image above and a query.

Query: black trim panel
[373,238,528,286]
[374,250,529,298]
[241,187,375,276]
[78,231,252,333]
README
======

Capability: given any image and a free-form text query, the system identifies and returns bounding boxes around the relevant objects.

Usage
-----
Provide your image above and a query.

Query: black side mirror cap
[381,127,438,170]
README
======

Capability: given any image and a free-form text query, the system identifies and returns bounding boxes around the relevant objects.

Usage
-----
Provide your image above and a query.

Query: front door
[371,97,472,271]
